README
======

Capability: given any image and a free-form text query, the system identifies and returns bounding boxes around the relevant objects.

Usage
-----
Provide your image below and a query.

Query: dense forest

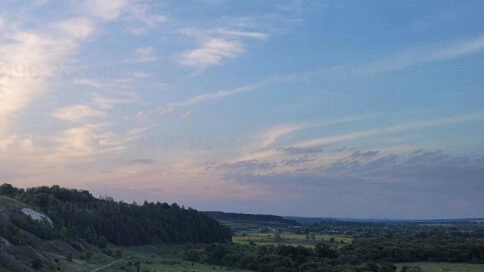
[0,183,231,246]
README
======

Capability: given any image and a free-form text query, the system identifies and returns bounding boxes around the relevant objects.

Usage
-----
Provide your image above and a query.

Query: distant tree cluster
[0,184,231,246]
[204,211,299,226]
[185,243,397,272]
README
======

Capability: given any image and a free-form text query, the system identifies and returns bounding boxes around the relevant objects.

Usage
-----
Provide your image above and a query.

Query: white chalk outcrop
[0,236,12,248]
[21,208,54,227]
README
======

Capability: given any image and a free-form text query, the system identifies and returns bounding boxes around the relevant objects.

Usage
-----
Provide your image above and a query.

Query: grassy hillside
[0,183,233,271]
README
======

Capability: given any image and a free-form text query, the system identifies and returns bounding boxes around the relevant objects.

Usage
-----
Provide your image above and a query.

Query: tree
[0,183,16,197]
[115,249,122,259]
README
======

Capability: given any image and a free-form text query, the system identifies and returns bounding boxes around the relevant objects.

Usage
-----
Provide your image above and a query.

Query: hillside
[0,183,232,271]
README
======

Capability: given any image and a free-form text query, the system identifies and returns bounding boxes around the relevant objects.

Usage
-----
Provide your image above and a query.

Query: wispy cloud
[0,25,85,137]
[295,114,484,148]
[210,28,268,39]
[179,38,244,68]
[56,17,95,39]
[257,117,365,148]
[84,0,127,21]
[360,36,484,75]
[133,46,159,62]
[180,110,196,119]
[125,2,167,35]
[178,23,267,70]
[51,104,105,122]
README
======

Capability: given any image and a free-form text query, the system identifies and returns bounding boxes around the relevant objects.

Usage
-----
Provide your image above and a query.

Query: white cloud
[125,3,167,34]
[433,36,484,60]
[258,118,364,148]
[50,123,142,161]
[0,28,81,137]
[92,92,139,110]
[73,78,105,88]
[361,36,484,75]
[135,111,147,120]
[179,38,244,67]
[54,126,96,158]
[51,104,105,122]
[84,0,127,21]
[295,114,484,148]
[159,105,177,116]
[134,46,158,62]
[132,72,151,78]
[56,17,95,39]
[180,110,195,119]
[211,29,267,39]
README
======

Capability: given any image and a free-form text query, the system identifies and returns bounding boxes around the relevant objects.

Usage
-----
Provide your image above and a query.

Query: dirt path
[90,258,127,272]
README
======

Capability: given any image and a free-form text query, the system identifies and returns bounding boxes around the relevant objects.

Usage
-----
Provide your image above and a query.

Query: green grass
[87,245,255,272]
[397,262,484,272]
[232,232,352,248]
[0,195,27,210]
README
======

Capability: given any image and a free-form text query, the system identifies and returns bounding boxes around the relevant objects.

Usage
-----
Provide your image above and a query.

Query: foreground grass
[233,232,352,248]
[85,245,254,272]
[397,262,484,272]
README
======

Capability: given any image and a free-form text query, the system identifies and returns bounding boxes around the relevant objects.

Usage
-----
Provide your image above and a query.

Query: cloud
[179,38,244,68]
[360,36,484,75]
[350,150,379,159]
[84,0,127,21]
[215,160,277,176]
[133,46,159,62]
[159,105,177,117]
[156,71,308,115]
[294,114,484,148]
[210,29,267,39]
[180,110,196,119]
[56,17,95,39]
[125,2,167,34]
[127,159,155,164]
[257,117,365,148]
[134,111,147,120]
[225,149,484,218]
[258,124,311,148]
[433,36,484,60]
[50,123,142,161]
[132,72,150,78]
[0,22,89,137]
[51,104,105,122]
[178,23,268,70]
[92,92,140,110]
[280,146,325,154]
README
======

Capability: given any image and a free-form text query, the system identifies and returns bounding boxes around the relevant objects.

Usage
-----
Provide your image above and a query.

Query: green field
[397,262,484,272]
[88,246,255,272]
[233,231,353,248]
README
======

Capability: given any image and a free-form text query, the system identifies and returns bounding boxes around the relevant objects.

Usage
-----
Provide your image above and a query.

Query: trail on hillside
[90,258,127,272]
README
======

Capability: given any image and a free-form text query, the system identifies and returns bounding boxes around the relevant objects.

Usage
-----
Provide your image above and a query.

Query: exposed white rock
[21,207,53,227]
[0,236,12,248]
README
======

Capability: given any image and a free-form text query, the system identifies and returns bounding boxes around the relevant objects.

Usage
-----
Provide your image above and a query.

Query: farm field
[397,262,484,272]
[232,231,353,248]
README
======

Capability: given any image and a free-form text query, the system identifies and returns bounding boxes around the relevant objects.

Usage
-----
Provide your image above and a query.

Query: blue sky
[1,0,483,219]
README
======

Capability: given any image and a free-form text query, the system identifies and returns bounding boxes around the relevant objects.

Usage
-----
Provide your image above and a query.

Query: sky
[0,0,483,219]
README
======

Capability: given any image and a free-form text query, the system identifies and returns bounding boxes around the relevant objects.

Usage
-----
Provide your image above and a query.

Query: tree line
[0,183,231,246]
